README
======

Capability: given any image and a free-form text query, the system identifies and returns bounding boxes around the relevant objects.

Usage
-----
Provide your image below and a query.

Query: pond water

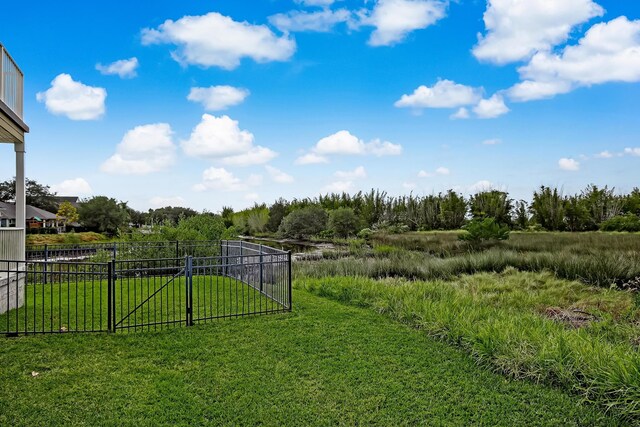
[240,237,327,253]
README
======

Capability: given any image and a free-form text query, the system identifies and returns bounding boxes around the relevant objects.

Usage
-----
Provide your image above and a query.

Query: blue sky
[1,0,639,212]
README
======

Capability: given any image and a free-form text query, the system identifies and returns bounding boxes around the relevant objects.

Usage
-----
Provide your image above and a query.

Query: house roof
[54,196,80,209]
[0,201,57,221]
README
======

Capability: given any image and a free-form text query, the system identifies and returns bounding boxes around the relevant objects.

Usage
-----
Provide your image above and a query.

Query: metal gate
[112,258,191,332]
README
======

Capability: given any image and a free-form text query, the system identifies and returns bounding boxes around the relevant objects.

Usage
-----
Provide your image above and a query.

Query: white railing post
[0,44,24,119]
[0,45,5,103]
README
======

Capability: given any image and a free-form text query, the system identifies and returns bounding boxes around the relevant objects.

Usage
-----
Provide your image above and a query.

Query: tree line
[2,178,639,238]
[231,185,640,238]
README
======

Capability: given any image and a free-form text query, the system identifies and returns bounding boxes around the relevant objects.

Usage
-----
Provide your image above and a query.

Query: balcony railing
[0,43,24,120]
[0,228,25,268]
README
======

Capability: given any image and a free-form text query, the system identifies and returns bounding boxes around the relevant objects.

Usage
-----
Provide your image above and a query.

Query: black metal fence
[25,240,221,262]
[1,241,291,336]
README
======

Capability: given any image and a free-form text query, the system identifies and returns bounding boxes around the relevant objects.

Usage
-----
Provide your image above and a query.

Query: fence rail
[1,241,291,336]
[26,240,225,262]
[0,43,24,119]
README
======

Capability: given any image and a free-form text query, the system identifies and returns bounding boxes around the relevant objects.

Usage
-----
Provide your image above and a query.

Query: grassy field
[294,231,640,422]
[308,231,640,288]
[0,288,620,426]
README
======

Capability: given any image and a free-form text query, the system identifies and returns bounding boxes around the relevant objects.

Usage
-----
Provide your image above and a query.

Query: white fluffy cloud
[559,157,580,171]
[624,147,640,157]
[366,139,403,156]
[473,94,510,118]
[194,167,262,192]
[468,180,500,193]
[295,153,329,165]
[360,0,447,46]
[101,123,176,175]
[595,150,614,158]
[51,178,92,196]
[298,130,402,163]
[269,9,351,32]
[315,130,365,155]
[473,0,604,64]
[187,86,249,111]
[508,17,640,101]
[142,12,296,70]
[418,166,449,177]
[450,107,470,120]
[96,57,139,78]
[395,80,482,109]
[149,196,186,208]
[334,166,367,179]
[507,80,573,102]
[322,180,354,193]
[36,74,106,120]
[266,165,294,183]
[181,114,276,166]
[221,147,277,167]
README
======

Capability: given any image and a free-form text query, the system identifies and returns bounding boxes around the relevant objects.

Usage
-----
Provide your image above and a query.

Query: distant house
[54,196,80,209]
[0,201,61,233]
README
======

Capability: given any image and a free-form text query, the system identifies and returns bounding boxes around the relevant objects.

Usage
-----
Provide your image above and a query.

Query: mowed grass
[0,276,281,334]
[0,289,618,426]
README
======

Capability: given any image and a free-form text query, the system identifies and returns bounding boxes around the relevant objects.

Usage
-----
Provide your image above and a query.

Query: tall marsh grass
[295,248,640,288]
[372,231,640,257]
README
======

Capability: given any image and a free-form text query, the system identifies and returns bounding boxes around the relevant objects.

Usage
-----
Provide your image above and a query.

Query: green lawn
[1,276,283,334]
[0,289,618,426]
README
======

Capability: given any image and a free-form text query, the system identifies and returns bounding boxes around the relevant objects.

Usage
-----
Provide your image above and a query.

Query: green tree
[148,206,197,226]
[580,184,622,227]
[439,190,467,230]
[512,200,529,230]
[564,196,591,231]
[56,201,79,231]
[470,190,513,226]
[246,206,269,235]
[329,207,359,238]
[78,196,130,235]
[127,207,147,228]
[622,188,640,216]
[220,206,234,228]
[530,186,565,231]
[267,199,288,232]
[278,206,328,239]
[0,177,58,212]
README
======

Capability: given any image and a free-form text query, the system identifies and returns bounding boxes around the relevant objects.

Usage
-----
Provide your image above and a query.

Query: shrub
[459,218,509,243]
[278,206,328,239]
[600,214,640,232]
[328,207,359,238]
[357,228,373,239]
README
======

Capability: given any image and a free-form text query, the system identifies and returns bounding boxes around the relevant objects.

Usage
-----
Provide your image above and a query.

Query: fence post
[259,244,263,292]
[107,260,114,332]
[287,251,292,311]
[186,256,193,326]
[43,244,48,285]
[175,240,179,259]
[225,240,229,276]
[239,241,244,284]
[112,242,117,260]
